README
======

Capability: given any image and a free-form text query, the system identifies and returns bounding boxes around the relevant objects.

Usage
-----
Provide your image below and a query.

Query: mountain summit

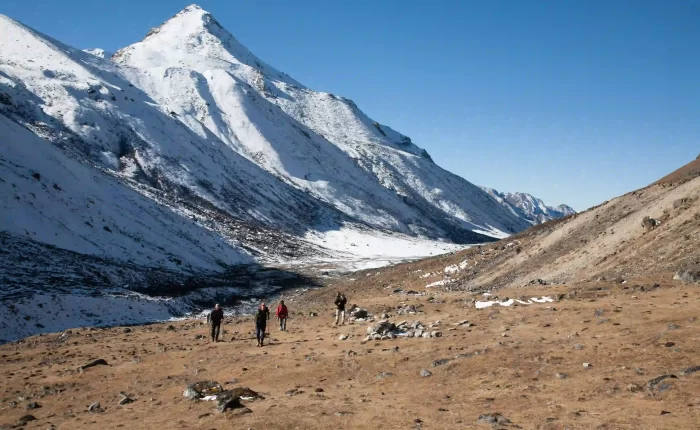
[113,4,296,86]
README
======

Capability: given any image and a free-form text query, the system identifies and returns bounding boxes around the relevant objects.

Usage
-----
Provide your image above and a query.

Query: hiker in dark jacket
[254,303,270,347]
[209,304,224,342]
[334,293,347,326]
[276,300,289,331]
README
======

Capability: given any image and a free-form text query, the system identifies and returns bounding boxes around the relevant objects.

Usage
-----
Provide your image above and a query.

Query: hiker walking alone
[208,304,224,342]
[254,303,270,347]
[276,300,289,331]
[334,293,347,326]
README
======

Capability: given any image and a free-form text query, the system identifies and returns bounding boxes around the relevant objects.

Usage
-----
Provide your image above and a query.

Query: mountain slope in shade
[480,187,575,225]
[112,4,531,240]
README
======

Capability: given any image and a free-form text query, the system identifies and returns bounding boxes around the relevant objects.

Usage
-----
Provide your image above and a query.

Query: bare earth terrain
[1,277,699,430]
[1,159,699,429]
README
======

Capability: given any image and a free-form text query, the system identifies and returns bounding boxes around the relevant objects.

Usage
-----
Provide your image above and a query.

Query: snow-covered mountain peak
[112,4,296,87]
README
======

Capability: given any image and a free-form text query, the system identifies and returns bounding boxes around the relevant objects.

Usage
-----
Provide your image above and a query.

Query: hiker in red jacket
[276,300,289,331]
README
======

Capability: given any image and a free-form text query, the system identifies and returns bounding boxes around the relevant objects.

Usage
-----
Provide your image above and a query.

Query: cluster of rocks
[396,304,421,315]
[364,320,442,341]
[183,380,262,414]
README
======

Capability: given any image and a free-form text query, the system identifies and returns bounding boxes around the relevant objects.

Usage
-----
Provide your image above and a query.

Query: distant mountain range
[479,187,575,225]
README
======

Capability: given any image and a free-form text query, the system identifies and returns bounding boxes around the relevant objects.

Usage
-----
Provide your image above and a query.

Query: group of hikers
[206,293,348,347]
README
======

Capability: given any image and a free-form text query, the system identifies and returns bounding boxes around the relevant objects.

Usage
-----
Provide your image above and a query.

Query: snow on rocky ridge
[1,5,549,340]
[82,48,112,59]
[480,187,575,225]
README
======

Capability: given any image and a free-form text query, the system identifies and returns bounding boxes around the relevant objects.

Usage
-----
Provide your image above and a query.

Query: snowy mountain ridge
[479,186,576,225]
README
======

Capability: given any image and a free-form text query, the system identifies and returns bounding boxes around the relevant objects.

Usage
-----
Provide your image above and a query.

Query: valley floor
[1,275,699,429]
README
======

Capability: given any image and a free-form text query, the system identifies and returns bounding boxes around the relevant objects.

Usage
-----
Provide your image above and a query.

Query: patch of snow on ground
[426,280,450,289]
[475,296,554,309]
[444,260,469,275]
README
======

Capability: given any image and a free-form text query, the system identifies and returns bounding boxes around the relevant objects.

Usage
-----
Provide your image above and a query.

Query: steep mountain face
[480,187,575,225]
[111,5,531,240]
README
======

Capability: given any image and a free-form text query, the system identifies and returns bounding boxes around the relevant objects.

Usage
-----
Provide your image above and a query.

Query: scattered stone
[680,365,700,375]
[194,334,206,340]
[647,375,678,391]
[668,324,680,330]
[556,373,568,379]
[309,312,318,317]
[166,325,176,331]
[78,358,108,372]
[339,334,348,341]
[663,342,675,348]
[25,402,41,410]
[574,344,584,350]
[17,414,36,425]
[335,411,354,417]
[420,369,432,377]
[660,410,672,415]
[628,383,643,393]
[376,371,393,380]
[432,358,451,367]
[123,328,132,333]
[183,381,224,400]
[367,320,395,335]
[315,388,324,393]
[477,412,512,427]
[583,363,592,368]
[118,395,135,405]
[286,388,304,396]
[87,402,103,413]
[198,413,213,419]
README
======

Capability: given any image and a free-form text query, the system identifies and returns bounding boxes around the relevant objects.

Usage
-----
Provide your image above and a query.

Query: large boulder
[216,391,243,412]
[352,309,369,319]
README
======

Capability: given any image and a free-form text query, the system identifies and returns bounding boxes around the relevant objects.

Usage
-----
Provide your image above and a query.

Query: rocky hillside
[383,157,700,292]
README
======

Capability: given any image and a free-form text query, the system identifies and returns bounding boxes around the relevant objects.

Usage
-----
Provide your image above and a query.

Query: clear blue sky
[3,0,698,211]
